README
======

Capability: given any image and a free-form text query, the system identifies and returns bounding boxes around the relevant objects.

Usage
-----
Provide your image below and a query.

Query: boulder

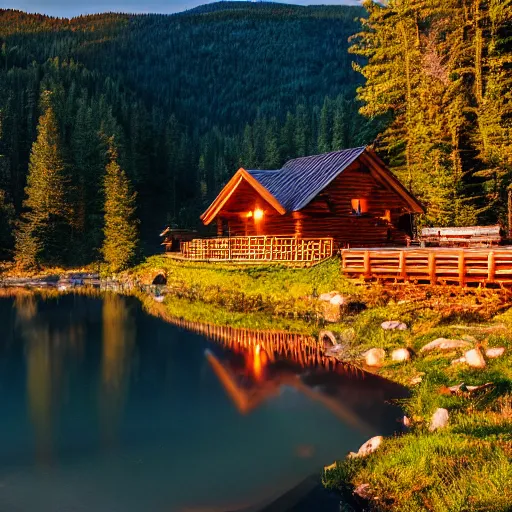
[325,343,349,358]
[349,436,383,458]
[420,338,472,353]
[451,356,466,365]
[486,347,505,359]
[329,294,347,306]
[319,302,342,323]
[318,291,339,302]
[364,348,386,367]
[429,408,449,431]
[465,348,486,368]
[391,348,411,362]
[381,320,407,331]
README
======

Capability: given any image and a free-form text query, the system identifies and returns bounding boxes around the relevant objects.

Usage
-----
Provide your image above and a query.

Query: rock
[429,408,449,431]
[402,415,411,427]
[391,348,411,362]
[420,338,472,353]
[486,347,505,359]
[153,295,165,303]
[364,348,386,367]
[318,291,339,302]
[319,302,342,323]
[329,294,346,306]
[451,356,466,365]
[465,348,486,368]
[318,330,338,347]
[448,382,493,395]
[381,320,407,331]
[352,436,383,457]
[353,483,372,499]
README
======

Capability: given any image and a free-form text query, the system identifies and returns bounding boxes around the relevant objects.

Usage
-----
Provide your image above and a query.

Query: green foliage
[351,0,512,228]
[102,138,139,273]
[15,95,72,268]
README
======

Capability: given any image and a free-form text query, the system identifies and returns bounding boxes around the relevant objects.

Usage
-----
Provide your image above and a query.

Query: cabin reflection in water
[206,342,407,437]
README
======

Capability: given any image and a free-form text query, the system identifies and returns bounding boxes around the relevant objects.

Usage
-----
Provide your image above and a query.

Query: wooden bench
[420,225,502,247]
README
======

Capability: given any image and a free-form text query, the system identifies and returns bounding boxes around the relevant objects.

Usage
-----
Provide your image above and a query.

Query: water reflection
[100,293,136,446]
[0,290,407,512]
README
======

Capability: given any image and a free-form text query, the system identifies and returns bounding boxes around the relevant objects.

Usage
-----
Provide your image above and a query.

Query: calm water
[0,292,406,512]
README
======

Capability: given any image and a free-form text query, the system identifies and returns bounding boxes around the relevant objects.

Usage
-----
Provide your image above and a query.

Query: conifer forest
[0,1,511,269]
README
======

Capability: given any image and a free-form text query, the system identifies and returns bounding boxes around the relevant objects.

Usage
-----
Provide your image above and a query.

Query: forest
[0,0,511,270]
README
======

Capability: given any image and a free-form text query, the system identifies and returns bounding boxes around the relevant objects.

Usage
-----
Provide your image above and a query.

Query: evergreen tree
[0,188,14,259]
[101,137,138,273]
[15,92,71,268]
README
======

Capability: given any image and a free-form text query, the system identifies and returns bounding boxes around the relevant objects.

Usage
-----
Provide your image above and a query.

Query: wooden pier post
[399,250,407,281]
[487,250,496,283]
[458,250,466,287]
[363,250,371,279]
[428,252,437,284]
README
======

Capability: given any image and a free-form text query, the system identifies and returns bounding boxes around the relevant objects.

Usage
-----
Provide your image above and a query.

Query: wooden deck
[179,236,334,263]
[341,247,512,286]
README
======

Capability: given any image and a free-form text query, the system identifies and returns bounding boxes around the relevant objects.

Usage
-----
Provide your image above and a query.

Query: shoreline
[2,256,512,510]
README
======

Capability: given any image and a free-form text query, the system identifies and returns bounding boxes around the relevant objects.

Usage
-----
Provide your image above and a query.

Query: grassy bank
[129,255,512,512]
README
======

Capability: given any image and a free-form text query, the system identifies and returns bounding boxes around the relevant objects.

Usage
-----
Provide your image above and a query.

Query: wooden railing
[341,248,512,286]
[180,236,334,263]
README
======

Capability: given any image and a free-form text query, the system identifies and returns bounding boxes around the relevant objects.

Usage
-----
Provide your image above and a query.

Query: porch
[177,236,334,264]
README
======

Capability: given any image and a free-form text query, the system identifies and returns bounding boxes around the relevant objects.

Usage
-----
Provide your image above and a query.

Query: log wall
[217,161,414,248]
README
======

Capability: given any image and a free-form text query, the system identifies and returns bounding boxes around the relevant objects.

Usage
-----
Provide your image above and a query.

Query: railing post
[458,250,466,286]
[428,252,436,284]
[398,250,407,281]
[364,250,371,279]
[487,250,495,283]
[341,250,346,271]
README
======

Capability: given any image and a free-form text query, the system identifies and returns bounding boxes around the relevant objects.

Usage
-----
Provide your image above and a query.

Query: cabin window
[382,209,391,222]
[351,198,368,216]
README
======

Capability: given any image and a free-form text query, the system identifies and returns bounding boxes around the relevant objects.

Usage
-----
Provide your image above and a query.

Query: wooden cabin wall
[298,162,412,246]
[215,161,413,247]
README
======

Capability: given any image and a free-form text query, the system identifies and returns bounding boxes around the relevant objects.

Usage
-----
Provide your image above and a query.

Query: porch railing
[180,236,334,263]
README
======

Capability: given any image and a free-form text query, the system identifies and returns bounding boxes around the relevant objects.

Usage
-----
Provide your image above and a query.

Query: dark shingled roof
[246,146,366,211]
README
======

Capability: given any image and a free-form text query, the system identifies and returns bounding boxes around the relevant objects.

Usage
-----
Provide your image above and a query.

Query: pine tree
[318,97,333,153]
[0,188,14,259]
[15,92,71,268]
[263,119,281,168]
[102,137,138,273]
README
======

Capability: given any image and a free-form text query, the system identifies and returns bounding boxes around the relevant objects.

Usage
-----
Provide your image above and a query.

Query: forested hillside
[0,2,379,266]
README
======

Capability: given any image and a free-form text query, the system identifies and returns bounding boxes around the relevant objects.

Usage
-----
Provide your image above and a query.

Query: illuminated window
[253,208,264,221]
[351,198,368,215]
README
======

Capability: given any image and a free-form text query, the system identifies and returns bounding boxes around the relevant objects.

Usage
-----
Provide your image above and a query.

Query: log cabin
[200,147,424,250]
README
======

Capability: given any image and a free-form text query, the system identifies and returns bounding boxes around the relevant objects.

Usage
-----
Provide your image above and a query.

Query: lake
[0,291,406,511]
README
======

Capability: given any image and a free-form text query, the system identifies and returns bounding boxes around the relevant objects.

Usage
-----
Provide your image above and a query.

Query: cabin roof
[200,146,425,225]
[246,146,366,211]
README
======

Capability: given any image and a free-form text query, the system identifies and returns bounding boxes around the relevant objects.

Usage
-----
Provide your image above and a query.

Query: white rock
[429,408,449,431]
[465,348,486,368]
[402,415,411,427]
[319,291,338,302]
[329,294,346,306]
[420,338,472,353]
[364,348,386,367]
[410,375,423,385]
[357,436,383,457]
[451,356,466,365]
[391,348,411,362]
[485,347,505,359]
[381,320,407,331]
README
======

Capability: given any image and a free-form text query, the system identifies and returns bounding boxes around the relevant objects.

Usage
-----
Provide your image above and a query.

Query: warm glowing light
[253,208,264,221]
[351,198,368,215]
[246,211,253,218]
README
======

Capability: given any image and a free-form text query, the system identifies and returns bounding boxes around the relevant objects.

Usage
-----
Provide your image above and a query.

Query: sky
[2,0,360,19]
